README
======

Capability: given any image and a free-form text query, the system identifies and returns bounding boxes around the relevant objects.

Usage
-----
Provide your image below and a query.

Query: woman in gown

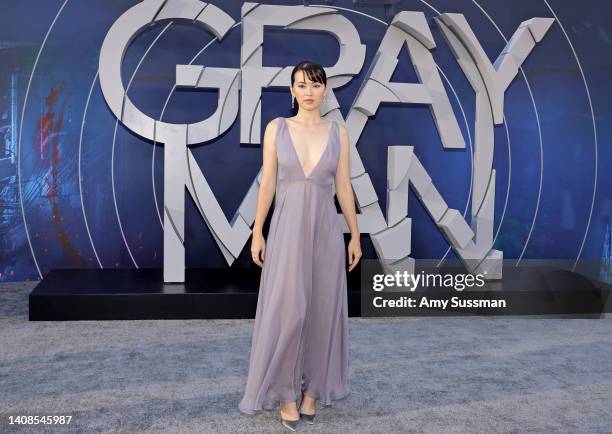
[239,60,362,430]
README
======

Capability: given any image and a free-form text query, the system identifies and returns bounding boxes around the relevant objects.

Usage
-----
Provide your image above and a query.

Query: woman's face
[290,70,326,111]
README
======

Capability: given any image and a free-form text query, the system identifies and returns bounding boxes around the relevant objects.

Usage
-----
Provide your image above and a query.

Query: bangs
[292,61,327,86]
[303,66,325,84]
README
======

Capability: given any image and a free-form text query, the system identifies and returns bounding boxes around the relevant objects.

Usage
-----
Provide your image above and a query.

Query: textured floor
[1,282,611,433]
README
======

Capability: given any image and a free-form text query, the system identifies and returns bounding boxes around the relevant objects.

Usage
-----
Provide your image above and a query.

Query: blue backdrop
[1,0,611,282]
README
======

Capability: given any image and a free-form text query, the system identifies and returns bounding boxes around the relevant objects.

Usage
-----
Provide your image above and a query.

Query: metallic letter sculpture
[99,0,248,282]
[99,1,553,283]
[345,12,552,278]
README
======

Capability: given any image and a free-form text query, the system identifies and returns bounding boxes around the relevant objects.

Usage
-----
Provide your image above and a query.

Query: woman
[239,60,362,431]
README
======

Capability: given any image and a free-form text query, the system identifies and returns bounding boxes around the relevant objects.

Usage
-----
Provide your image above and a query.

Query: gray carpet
[1,282,611,433]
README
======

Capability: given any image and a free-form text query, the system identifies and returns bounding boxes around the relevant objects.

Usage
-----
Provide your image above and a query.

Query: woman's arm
[335,123,362,271]
[251,119,279,266]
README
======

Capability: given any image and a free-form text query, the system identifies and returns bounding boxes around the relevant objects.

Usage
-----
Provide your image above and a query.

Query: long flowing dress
[238,116,350,414]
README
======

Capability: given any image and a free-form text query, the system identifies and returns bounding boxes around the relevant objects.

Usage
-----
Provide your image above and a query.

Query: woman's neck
[290,111,327,126]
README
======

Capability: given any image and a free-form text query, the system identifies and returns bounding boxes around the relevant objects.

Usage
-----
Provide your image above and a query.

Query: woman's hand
[347,237,362,272]
[251,232,266,267]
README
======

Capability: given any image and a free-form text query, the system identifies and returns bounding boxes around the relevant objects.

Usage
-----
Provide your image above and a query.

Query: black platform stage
[29,267,363,321]
[29,262,611,320]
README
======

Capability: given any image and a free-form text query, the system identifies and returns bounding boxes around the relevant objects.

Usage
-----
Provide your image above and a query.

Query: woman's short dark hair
[290,60,327,87]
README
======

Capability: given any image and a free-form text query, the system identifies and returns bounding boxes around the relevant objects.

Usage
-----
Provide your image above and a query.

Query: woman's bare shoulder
[264,117,282,133]
[267,117,283,131]
[337,121,349,139]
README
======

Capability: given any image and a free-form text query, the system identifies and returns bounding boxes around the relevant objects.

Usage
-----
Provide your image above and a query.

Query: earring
[291,94,294,109]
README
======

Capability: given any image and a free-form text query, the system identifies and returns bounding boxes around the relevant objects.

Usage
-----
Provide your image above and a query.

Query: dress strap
[331,119,339,149]
[276,116,286,147]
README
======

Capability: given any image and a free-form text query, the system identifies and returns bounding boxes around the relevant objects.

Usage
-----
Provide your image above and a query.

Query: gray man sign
[98,0,552,283]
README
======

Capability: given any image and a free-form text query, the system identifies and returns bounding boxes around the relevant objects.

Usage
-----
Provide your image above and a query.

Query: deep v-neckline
[284,117,334,179]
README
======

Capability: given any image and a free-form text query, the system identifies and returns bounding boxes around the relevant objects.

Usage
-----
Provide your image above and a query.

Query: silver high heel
[280,405,300,432]
[299,391,316,425]
[299,412,315,425]
[280,413,300,431]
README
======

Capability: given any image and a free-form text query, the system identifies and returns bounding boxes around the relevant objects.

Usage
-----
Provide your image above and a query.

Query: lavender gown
[239,117,350,414]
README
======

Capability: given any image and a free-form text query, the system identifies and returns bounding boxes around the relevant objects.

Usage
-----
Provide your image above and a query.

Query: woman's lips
[304,99,314,102]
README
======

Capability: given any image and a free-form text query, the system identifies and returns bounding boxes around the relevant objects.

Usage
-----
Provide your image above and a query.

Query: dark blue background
[1,0,610,281]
